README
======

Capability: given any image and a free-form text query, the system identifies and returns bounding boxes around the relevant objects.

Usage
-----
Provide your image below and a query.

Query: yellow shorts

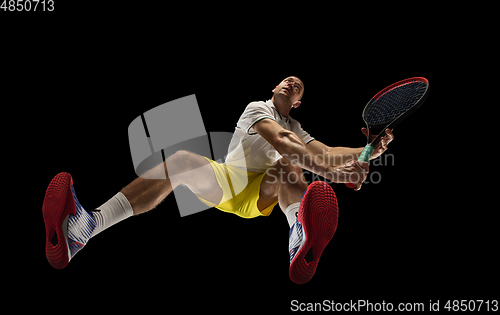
[196,157,278,219]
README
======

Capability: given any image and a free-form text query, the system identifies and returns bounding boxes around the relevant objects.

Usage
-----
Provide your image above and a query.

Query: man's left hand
[361,128,394,160]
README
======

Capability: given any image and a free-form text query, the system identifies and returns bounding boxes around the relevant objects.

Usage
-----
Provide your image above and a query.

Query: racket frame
[362,77,429,149]
[347,77,429,189]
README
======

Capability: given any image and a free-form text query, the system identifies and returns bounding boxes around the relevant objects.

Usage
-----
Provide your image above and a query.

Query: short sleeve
[238,101,276,135]
[291,120,315,144]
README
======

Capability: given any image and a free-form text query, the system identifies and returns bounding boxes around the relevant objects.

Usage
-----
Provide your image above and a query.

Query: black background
[3,3,496,313]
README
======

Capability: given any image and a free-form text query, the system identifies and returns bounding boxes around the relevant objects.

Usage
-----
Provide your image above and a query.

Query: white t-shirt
[224,99,314,173]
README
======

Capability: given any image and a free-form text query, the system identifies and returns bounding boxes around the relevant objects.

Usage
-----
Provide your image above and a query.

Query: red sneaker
[289,181,339,284]
[43,172,96,269]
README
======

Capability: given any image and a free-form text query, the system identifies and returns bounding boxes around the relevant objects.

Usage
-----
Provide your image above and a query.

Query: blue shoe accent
[67,184,96,260]
[288,219,305,264]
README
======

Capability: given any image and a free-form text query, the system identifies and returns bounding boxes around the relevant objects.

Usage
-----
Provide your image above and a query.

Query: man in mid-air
[43,76,393,284]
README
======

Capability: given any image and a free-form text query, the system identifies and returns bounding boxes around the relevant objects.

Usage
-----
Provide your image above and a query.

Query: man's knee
[166,150,220,199]
[165,150,206,177]
[168,150,192,165]
[273,158,307,186]
[276,158,302,175]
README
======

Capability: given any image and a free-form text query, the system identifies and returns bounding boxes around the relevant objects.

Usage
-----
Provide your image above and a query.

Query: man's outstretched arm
[308,140,363,166]
[307,128,394,166]
[252,118,367,189]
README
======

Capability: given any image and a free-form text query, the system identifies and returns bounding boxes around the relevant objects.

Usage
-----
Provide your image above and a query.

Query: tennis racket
[346,77,429,189]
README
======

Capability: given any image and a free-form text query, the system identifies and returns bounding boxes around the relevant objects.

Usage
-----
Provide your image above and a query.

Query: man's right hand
[335,161,369,191]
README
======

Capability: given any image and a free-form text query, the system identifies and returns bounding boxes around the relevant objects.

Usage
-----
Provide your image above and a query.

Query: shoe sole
[289,181,338,284]
[42,172,75,269]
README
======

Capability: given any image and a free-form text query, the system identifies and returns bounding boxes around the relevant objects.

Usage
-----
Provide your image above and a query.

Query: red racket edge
[372,77,428,101]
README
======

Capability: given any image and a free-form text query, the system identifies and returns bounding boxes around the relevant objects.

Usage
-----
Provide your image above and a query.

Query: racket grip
[345,144,374,189]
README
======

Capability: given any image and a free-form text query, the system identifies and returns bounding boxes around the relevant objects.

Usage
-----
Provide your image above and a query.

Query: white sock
[285,202,300,228]
[91,192,134,237]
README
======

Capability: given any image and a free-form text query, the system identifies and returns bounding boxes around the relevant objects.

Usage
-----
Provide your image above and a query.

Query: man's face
[273,76,304,108]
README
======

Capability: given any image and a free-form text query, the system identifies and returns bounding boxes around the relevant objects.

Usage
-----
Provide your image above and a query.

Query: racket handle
[345,144,374,189]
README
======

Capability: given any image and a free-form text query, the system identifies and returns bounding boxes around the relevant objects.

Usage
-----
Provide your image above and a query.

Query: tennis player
[43,76,393,284]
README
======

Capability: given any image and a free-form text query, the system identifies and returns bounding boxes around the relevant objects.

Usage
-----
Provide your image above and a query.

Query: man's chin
[277,91,291,99]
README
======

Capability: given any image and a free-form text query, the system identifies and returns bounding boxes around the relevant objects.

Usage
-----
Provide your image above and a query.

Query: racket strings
[365,81,427,126]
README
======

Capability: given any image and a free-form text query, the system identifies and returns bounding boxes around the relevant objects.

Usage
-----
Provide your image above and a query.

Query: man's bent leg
[43,150,223,268]
[122,150,223,215]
